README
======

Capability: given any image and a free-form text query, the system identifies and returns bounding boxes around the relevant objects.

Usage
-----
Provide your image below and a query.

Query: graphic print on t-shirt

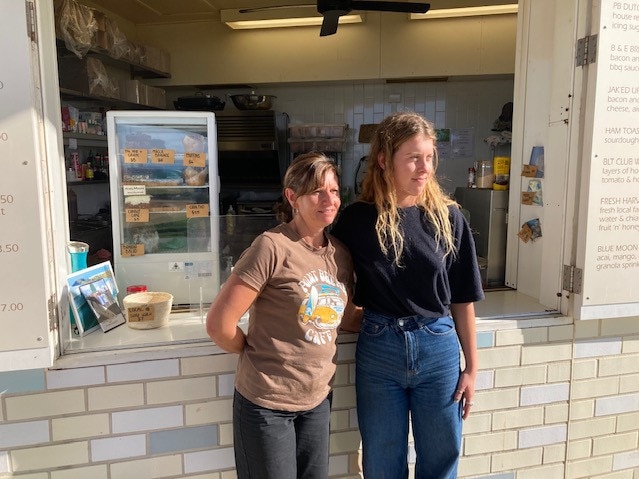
[297,269,346,344]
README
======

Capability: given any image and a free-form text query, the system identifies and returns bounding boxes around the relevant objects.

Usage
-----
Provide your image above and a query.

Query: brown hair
[277,152,340,223]
[360,111,456,266]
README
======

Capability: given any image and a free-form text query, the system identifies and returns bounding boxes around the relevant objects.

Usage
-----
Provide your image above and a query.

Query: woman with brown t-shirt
[206,152,360,479]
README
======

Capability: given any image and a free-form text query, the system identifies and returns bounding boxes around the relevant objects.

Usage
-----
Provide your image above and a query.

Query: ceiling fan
[239,0,431,37]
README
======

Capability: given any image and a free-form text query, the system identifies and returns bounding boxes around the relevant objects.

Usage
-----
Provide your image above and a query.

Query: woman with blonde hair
[207,152,358,479]
[331,112,483,478]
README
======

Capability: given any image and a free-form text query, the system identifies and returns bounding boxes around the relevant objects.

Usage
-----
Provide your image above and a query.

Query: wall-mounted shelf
[60,87,160,111]
[56,40,170,80]
[62,131,108,148]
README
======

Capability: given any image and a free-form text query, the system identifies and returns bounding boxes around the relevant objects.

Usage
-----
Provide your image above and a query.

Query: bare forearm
[451,302,478,374]
[208,321,246,354]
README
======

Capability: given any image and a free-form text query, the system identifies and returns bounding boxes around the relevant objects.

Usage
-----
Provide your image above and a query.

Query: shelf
[68,179,109,186]
[62,132,108,148]
[57,39,170,79]
[60,87,160,111]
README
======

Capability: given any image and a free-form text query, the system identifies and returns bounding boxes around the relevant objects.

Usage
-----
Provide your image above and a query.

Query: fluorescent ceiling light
[410,4,518,20]
[221,8,363,30]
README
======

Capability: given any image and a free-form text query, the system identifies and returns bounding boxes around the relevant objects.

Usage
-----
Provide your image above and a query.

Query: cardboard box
[58,56,119,99]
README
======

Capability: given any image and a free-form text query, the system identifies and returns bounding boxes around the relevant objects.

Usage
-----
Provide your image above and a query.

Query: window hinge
[576,34,597,67]
[562,265,583,293]
[26,0,37,43]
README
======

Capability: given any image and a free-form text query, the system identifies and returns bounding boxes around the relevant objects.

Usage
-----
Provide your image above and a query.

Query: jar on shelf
[475,159,494,189]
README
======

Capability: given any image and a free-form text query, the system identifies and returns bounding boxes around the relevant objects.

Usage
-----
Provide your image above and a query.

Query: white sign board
[0,0,51,352]
[580,1,639,312]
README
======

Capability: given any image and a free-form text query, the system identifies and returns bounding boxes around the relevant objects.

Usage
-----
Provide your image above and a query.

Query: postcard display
[107,111,220,307]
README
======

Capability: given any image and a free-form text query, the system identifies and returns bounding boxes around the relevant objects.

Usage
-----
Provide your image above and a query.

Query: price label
[125,208,150,223]
[184,152,206,167]
[127,305,155,322]
[186,203,209,218]
[123,185,146,196]
[1,302,24,312]
[151,149,175,164]
[0,243,19,253]
[124,149,148,163]
[121,243,145,257]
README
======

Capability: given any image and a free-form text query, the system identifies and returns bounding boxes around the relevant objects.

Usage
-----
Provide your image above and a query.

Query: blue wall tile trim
[0,369,45,394]
[476,331,495,348]
[149,425,219,454]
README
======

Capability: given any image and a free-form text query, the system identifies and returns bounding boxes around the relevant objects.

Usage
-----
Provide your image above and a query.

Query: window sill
[53,290,569,370]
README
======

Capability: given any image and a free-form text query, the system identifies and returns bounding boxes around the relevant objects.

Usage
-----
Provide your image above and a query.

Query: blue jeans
[356,311,463,479]
[233,389,332,479]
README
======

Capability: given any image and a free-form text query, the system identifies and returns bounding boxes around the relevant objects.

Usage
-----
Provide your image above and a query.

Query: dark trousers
[233,389,332,479]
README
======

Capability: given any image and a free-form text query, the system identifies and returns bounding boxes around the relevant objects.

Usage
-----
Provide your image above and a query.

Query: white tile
[218,373,235,397]
[521,383,570,406]
[91,434,146,462]
[106,359,180,382]
[112,405,183,433]
[574,337,622,358]
[475,370,494,390]
[0,420,49,448]
[595,393,639,417]
[0,451,9,474]
[612,449,639,471]
[46,367,105,389]
[519,424,567,448]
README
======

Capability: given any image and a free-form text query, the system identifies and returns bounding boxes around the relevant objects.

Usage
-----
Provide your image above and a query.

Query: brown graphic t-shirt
[233,222,353,411]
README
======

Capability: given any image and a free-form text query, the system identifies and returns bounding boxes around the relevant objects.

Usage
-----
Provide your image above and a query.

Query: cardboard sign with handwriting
[124,149,148,164]
[126,208,150,223]
[186,204,209,218]
[151,149,175,164]
[184,152,206,168]
[127,305,155,322]
[121,244,145,257]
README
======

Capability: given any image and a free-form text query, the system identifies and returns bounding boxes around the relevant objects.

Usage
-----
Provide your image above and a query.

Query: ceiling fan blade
[350,1,430,13]
[320,10,341,36]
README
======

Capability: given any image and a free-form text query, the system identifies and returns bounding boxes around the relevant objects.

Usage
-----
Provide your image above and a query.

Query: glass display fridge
[106,111,220,308]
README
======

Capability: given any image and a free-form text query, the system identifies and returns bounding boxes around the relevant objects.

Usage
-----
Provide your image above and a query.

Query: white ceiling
[82,0,517,25]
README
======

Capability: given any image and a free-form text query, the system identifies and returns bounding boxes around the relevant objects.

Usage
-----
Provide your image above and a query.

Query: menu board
[582,2,639,307]
[0,0,50,352]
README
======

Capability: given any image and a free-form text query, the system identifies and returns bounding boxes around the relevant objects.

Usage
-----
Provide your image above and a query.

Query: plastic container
[493,156,511,190]
[123,291,173,329]
[126,284,147,294]
[288,123,347,139]
[475,160,494,189]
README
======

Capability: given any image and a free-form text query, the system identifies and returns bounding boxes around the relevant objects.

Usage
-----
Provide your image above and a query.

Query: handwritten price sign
[186,204,209,218]
[184,152,206,168]
[121,244,145,257]
[125,208,150,223]
[127,305,155,322]
[124,149,148,164]
[151,149,175,164]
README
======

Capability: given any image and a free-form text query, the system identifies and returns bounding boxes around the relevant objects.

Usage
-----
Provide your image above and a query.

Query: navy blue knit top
[331,201,484,318]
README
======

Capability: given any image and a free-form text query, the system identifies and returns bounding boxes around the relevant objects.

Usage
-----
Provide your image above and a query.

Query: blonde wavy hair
[359,112,457,266]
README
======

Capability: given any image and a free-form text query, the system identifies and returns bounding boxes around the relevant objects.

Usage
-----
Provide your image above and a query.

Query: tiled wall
[176,78,515,197]
[2,316,639,478]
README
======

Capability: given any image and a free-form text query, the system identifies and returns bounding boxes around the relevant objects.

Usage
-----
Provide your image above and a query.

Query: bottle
[85,162,94,180]
[467,167,476,188]
[226,205,236,234]
[71,152,82,180]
